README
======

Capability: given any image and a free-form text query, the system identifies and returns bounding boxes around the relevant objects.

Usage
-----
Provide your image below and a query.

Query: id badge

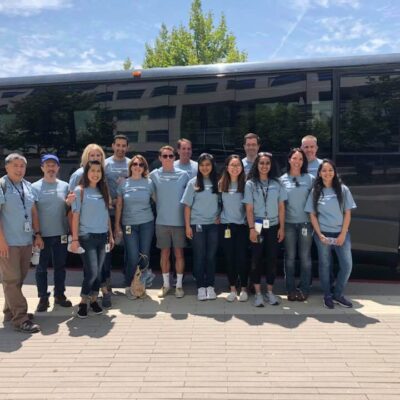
[196,224,203,233]
[224,228,231,239]
[125,225,132,235]
[61,235,68,244]
[105,243,111,253]
[301,227,308,237]
[24,221,32,232]
[263,219,270,229]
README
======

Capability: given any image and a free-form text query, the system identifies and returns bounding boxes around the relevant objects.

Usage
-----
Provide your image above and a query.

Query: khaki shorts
[155,225,186,249]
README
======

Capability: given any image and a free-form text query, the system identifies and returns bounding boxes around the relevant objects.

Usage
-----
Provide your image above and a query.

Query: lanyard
[260,180,269,218]
[10,179,28,220]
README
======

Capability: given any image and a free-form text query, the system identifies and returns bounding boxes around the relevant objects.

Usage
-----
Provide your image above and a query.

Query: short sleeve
[148,179,155,196]
[278,182,288,202]
[71,186,82,213]
[304,190,315,214]
[0,186,5,207]
[116,182,124,197]
[242,181,254,205]
[180,180,195,207]
[343,185,357,210]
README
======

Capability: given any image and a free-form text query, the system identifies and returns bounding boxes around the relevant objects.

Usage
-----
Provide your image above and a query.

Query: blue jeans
[192,224,219,289]
[79,233,107,299]
[314,232,353,298]
[123,221,154,287]
[35,236,68,298]
[284,223,313,295]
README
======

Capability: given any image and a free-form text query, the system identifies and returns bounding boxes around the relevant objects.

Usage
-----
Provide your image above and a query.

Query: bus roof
[1,53,400,88]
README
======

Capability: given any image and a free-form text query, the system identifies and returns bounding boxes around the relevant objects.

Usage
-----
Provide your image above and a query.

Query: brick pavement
[0,269,399,400]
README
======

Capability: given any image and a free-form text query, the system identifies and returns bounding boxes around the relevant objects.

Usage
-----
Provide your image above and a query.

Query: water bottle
[31,247,40,266]
[325,237,337,246]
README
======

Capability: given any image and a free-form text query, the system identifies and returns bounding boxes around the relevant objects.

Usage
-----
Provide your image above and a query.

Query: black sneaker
[323,295,335,309]
[16,320,40,333]
[90,301,103,315]
[54,295,72,308]
[36,297,49,312]
[333,296,353,308]
[77,303,88,319]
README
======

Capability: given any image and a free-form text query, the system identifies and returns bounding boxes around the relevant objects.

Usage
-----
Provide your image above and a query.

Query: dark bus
[0,53,399,269]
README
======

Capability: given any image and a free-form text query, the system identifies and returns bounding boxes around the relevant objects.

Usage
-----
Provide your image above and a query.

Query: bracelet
[72,239,79,242]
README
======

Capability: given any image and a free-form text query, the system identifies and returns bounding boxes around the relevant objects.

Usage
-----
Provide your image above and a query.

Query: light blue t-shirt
[72,186,109,235]
[280,173,314,224]
[220,182,246,225]
[32,179,69,237]
[243,179,287,226]
[68,167,83,191]
[105,156,130,200]
[304,185,357,233]
[181,177,219,225]
[0,176,37,246]
[150,168,190,227]
[307,158,323,178]
[117,178,154,226]
[242,157,253,176]
[174,160,198,179]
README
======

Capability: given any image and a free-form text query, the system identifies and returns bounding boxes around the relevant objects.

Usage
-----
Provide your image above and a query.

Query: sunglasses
[292,177,300,187]
[132,162,145,167]
[161,154,175,159]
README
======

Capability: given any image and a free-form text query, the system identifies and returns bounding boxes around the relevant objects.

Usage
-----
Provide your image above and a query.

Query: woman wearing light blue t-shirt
[280,148,314,302]
[115,155,155,299]
[243,152,286,308]
[181,153,220,301]
[304,159,357,309]
[71,160,114,318]
[218,155,248,302]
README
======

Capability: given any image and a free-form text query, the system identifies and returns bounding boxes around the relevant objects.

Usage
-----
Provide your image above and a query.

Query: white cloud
[318,17,374,41]
[20,46,65,59]
[0,0,72,17]
[290,0,360,10]
[103,30,130,41]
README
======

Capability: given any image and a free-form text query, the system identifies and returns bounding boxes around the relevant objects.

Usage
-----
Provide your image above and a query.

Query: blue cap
[41,154,60,165]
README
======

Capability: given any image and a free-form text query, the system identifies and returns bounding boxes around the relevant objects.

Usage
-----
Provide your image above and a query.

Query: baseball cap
[41,154,60,165]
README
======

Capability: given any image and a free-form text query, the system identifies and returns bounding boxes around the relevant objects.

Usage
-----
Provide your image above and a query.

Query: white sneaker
[239,291,249,302]
[264,291,280,306]
[253,293,264,307]
[197,287,207,301]
[206,286,217,300]
[157,286,171,298]
[175,287,185,298]
[226,291,237,302]
[125,287,137,300]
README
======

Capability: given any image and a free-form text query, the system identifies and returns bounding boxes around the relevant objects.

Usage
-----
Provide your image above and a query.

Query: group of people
[0,133,357,334]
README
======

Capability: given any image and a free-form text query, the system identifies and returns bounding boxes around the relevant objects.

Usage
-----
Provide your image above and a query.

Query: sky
[0,0,399,78]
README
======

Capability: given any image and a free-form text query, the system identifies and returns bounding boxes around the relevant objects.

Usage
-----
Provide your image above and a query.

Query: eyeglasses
[132,162,145,167]
[161,154,175,159]
[292,177,300,187]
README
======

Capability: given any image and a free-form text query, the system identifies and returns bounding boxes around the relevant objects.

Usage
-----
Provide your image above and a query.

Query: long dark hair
[286,148,308,175]
[312,159,343,213]
[80,160,110,208]
[247,152,279,184]
[195,153,218,193]
[218,154,245,193]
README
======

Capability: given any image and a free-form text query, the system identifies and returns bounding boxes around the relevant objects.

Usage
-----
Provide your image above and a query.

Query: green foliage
[123,57,133,70]
[142,0,247,68]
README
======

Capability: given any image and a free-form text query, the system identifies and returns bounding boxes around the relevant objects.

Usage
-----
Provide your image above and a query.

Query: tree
[123,57,133,70]
[140,0,247,68]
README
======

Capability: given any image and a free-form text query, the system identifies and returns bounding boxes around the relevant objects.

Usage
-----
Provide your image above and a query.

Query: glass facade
[0,60,399,264]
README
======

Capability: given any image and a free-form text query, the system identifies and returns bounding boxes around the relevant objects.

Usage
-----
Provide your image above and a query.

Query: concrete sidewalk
[0,269,399,400]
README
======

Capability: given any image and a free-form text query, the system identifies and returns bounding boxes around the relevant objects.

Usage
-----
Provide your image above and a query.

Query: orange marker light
[132,70,142,78]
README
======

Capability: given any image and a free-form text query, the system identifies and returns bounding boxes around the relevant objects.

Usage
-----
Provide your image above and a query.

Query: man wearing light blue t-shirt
[103,134,130,299]
[301,135,323,177]
[150,146,190,298]
[32,154,73,313]
[242,133,261,176]
[0,153,43,333]
[173,138,198,179]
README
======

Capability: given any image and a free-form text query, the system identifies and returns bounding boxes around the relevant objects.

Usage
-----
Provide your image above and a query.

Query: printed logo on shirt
[318,193,337,205]
[86,194,103,200]
[125,186,147,192]
[204,184,212,191]
[228,188,237,194]
[42,189,58,195]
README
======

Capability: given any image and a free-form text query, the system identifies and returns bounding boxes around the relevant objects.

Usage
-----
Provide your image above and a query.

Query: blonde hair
[80,144,105,167]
